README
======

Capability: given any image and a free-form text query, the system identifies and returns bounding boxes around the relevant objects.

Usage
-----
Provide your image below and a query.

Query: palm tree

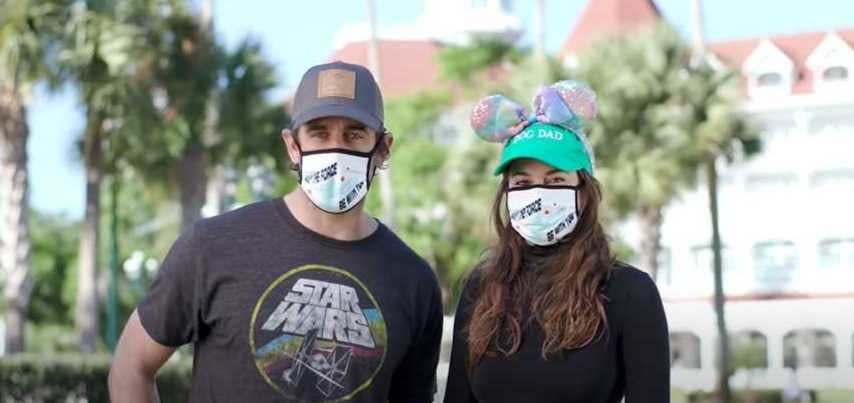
[0,0,63,354]
[572,24,704,281]
[688,1,760,399]
[122,2,282,227]
[683,60,760,403]
[574,24,759,403]
[58,0,145,352]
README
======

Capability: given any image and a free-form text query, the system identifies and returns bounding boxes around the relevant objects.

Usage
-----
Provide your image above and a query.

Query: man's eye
[309,131,328,138]
[347,131,366,140]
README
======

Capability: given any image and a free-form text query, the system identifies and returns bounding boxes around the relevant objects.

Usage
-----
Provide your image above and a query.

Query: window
[671,332,702,369]
[730,331,768,369]
[745,173,796,191]
[692,245,734,273]
[810,169,854,189]
[657,247,672,285]
[757,72,783,87]
[753,241,797,291]
[823,66,849,81]
[818,239,854,270]
[784,329,837,368]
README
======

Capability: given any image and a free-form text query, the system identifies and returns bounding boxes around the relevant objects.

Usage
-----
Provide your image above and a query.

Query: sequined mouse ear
[550,80,598,122]
[470,95,528,143]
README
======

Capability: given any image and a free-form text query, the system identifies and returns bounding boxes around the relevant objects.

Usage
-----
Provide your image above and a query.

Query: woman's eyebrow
[509,171,530,177]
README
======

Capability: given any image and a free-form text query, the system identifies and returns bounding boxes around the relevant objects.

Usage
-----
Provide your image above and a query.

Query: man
[109,61,443,403]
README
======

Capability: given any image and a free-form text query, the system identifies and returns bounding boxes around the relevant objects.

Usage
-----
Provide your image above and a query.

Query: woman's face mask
[507,185,581,246]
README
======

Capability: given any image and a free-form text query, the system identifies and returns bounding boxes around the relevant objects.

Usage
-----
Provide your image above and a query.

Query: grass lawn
[670,388,854,402]
[817,389,854,403]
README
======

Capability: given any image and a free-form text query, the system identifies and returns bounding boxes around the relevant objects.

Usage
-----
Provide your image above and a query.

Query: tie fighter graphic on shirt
[282,328,354,397]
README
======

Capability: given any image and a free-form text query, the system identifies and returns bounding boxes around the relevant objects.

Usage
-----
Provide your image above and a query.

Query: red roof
[330,40,444,99]
[709,29,854,94]
[560,0,662,57]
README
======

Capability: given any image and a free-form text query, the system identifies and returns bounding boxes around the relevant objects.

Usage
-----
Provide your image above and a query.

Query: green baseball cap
[493,122,593,176]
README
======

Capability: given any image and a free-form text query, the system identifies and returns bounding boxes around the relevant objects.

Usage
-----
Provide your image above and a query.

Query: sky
[26,0,854,219]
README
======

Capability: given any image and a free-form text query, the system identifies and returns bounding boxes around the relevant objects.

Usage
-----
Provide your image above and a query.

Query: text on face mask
[304,162,339,184]
[339,181,366,210]
[546,212,576,242]
[510,198,543,221]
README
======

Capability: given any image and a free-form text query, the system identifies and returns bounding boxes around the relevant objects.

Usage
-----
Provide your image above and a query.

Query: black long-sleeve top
[443,262,670,403]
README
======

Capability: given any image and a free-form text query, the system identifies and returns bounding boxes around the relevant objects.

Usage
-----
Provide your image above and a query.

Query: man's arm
[108,310,176,403]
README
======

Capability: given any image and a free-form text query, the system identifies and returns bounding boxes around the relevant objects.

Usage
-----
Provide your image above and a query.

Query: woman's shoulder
[459,265,486,298]
[603,261,661,301]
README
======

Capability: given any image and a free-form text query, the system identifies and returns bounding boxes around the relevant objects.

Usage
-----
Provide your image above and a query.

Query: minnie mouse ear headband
[470,80,598,176]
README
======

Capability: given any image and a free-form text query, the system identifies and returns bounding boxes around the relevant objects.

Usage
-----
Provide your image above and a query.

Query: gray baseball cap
[291,61,385,132]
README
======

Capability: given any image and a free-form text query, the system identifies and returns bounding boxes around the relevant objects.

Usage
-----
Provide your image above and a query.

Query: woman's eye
[550,177,565,183]
[310,131,328,139]
[514,181,529,187]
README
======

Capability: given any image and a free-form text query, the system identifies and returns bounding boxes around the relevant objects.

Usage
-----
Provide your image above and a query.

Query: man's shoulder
[193,200,275,236]
[376,225,436,282]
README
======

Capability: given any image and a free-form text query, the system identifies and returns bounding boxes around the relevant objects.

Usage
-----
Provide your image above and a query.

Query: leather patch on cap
[317,69,356,99]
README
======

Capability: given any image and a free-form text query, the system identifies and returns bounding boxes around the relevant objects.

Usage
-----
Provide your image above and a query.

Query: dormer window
[756,72,783,87]
[806,33,854,93]
[743,39,794,98]
[822,65,848,81]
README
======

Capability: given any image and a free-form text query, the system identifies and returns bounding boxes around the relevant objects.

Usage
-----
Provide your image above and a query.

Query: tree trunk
[177,142,207,229]
[638,205,663,280]
[76,115,103,353]
[0,85,33,354]
[364,0,396,229]
[533,0,546,62]
[707,158,732,403]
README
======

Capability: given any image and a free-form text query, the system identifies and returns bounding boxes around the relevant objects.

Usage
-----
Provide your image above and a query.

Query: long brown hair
[466,170,615,366]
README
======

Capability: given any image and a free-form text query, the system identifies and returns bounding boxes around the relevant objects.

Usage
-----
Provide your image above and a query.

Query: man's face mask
[296,138,383,214]
[507,185,581,246]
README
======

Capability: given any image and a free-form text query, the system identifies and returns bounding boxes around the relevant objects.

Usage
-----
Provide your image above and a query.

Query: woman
[443,81,670,403]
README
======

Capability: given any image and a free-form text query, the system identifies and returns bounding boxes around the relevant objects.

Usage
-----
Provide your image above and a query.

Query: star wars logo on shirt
[250,265,387,401]
[260,278,375,348]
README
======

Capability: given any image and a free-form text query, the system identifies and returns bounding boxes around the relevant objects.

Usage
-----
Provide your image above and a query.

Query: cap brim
[291,103,383,132]
[493,152,587,176]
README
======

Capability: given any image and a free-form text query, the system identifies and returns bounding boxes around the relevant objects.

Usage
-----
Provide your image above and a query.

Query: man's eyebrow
[306,123,328,131]
[345,123,367,131]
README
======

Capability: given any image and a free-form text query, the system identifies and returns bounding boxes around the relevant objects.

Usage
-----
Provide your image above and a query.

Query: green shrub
[686,390,784,403]
[0,354,192,402]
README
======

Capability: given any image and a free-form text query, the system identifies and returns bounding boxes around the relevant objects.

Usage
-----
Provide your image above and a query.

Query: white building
[655,30,854,392]
[559,0,854,392]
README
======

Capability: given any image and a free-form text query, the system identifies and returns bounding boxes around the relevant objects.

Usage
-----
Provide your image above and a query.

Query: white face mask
[507,186,581,246]
[298,148,375,214]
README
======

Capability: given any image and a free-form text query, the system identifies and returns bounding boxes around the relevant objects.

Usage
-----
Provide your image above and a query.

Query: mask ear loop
[366,131,387,190]
[288,129,305,183]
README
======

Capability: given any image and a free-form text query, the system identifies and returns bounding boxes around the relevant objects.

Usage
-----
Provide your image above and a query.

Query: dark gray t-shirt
[137,198,443,403]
